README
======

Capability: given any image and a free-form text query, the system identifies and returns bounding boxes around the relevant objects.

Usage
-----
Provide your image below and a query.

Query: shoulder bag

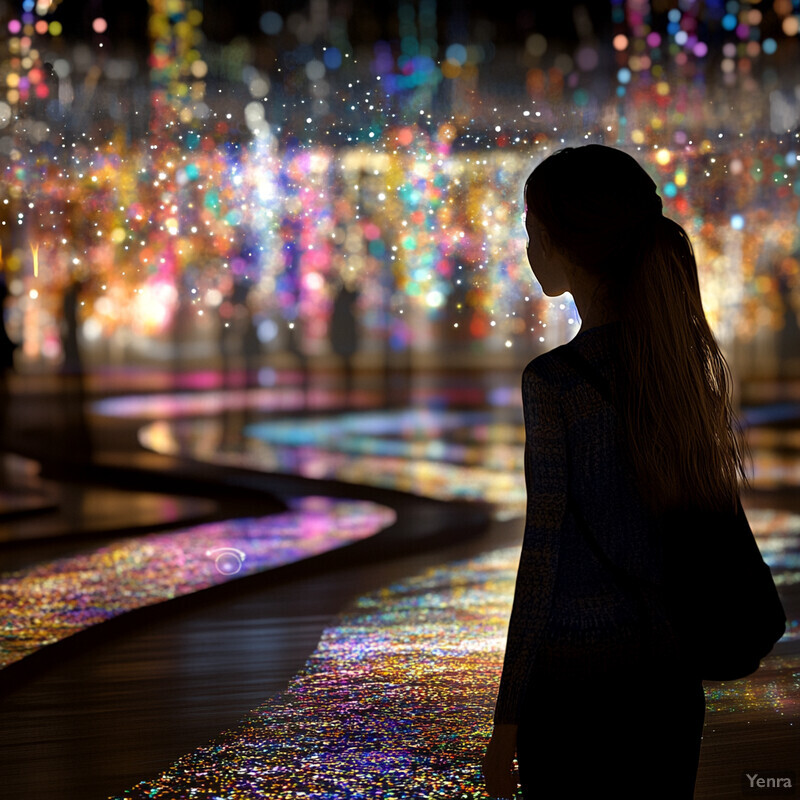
[555,344,786,681]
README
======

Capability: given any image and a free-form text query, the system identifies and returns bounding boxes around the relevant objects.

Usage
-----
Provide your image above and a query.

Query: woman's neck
[567,269,617,332]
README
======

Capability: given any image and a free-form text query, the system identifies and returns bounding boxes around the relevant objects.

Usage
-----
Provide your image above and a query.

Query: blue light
[722,13,737,31]
[762,38,777,55]
[573,88,589,107]
[445,43,468,65]
[259,11,283,35]
[324,47,342,70]
[731,214,745,230]
[617,67,632,84]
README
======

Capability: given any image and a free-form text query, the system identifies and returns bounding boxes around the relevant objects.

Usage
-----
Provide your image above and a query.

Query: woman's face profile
[525,211,570,297]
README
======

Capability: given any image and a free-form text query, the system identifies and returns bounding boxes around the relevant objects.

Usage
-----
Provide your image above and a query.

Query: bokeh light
[0,0,795,378]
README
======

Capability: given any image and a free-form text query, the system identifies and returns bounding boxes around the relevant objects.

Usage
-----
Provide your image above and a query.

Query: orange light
[30,242,39,278]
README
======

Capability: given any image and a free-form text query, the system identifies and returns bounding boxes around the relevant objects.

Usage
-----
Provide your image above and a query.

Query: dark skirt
[515,661,705,799]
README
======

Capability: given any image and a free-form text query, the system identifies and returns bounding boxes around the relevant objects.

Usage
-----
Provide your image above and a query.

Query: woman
[482,145,747,798]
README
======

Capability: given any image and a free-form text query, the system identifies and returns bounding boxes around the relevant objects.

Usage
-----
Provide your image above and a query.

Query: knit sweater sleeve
[493,359,568,725]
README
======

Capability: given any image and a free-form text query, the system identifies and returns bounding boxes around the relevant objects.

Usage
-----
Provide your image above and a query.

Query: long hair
[525,145,748,513]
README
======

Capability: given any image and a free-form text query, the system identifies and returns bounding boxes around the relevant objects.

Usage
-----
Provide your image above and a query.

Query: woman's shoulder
[523,323,620,392]
[521,344,578,400]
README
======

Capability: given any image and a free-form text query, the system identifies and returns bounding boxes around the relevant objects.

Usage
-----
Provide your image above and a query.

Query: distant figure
[172,290,195,388]
[330,281,360,401]
[286,316,309,407]
[482,146,750,798]
[0,280,16,378]
[61,278,83,376]
[219,279,261,388]
[777,252,800,379]
[58,278,92,468]
[0,280,18,463]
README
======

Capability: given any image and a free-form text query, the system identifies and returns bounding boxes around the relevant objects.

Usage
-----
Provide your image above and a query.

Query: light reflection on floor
[0,497,395,670]
[134,403,800,521]
[116,530,799,800]
[95,392,800,797]
[139,412,527,518]
[92,383,521,420]
[93,386,381,419]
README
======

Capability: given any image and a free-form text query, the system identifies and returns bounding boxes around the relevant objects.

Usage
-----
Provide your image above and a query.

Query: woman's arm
[493,360,568,723]
[483,360,568,795]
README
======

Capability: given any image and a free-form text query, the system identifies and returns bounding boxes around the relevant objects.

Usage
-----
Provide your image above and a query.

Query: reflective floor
[2,373,799,799]
[0,497,395,670]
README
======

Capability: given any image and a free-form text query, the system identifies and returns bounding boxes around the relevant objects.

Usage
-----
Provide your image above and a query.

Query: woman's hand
[482,723,520,798]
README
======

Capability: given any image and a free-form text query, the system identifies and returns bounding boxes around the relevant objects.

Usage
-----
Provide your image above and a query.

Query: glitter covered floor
[0,497,396,671]
[115,510,800,800]
[91,387,800,798]
[3,379,799,798]
[128,399,800,518]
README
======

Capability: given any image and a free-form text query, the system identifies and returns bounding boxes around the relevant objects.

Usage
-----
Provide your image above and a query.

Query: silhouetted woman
[482,145,748,798]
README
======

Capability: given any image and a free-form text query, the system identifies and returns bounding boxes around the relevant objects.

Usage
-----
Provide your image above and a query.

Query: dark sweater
[494,322,667,725]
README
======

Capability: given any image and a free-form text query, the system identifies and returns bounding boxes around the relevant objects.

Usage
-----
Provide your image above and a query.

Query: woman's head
[524,145,747,512]
[525,145,663,278]
[523,144,704,326]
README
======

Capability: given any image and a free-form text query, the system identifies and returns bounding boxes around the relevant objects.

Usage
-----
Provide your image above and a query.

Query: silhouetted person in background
[483,146,749,798]
[172,289,195,389]
[219,278,260,389]
[61,278,83,377]
[330,281,360,402]
[241,298,261,389]
[57,278,92,469]
[0,280,16,377]
[777,250,800,379]
[286,315,309,408]
[0,280,18,480]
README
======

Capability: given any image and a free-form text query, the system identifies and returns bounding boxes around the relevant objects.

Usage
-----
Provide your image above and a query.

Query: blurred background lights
[762,38,777,54]
[525,33,547,57]
[426,290,444,309]
[259,11,283,35]
[305,59,325,81]
[0,0,794,369]
[445,43,467,65]
[323,47,342,70]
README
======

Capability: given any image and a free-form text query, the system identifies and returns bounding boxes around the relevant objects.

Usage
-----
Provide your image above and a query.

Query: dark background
[46,0,616,48]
